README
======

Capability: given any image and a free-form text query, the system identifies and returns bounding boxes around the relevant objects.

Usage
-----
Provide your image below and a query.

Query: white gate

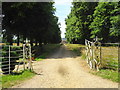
[85,38,101,71]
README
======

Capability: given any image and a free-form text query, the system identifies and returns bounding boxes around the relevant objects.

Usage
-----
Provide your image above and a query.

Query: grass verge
[90,69,118,82]
[65,44,118,82]
[2,70,35,88]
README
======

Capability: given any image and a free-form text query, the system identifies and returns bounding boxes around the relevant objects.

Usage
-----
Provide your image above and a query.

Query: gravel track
[13,45,118,88]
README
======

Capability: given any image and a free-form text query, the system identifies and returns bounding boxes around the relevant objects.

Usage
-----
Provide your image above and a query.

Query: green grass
[90,69,118,82]
[65,44,118,82]
[2,70,35,88]
[34,44,61,61]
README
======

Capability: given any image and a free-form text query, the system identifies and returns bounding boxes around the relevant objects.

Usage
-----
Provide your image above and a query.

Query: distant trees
[65,2,119,44]
[2,2,61,45]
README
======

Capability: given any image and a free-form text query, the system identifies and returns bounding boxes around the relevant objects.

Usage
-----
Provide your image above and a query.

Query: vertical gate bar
[9,45,10,74]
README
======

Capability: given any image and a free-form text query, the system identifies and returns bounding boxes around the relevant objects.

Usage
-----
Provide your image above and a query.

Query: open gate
[85,37,101,71]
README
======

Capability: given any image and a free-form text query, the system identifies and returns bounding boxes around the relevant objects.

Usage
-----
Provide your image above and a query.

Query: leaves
[66,2,119,43]
[2,2,61,45]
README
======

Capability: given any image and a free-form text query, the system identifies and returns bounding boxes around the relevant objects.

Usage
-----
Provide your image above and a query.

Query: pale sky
[54,0,72,38]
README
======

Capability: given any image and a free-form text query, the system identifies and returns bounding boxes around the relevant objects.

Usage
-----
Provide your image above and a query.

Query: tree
[2,2,61,45]
[65,2,97,44]
[89,2,117,43]
[110,2,120,42]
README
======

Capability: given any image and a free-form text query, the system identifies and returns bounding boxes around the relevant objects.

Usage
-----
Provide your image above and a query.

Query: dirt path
[13,45,118,88]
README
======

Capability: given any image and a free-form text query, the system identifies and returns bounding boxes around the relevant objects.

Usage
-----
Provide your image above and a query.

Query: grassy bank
[33,44,61,61]
[65,44,118,82]
[2,70,35,88]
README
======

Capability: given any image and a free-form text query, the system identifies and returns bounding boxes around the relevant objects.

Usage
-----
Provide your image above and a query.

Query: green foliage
[89,2,117,42]
[65,2,119,43]
[65,2,97,44]
[2,2,61,45]
[110,2,120,42]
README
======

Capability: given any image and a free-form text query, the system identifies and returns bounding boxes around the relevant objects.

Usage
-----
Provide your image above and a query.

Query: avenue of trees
[65,2,120,44]
[2,2,61,46]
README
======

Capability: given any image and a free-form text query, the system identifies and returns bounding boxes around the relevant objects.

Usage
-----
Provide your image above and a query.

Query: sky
[54,0,72,38]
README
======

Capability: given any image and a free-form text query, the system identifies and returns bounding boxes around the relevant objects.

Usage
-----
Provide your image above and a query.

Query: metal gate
[0,41,33,74]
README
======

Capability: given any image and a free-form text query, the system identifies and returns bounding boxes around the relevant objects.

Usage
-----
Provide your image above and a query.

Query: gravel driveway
[13,45,118,88]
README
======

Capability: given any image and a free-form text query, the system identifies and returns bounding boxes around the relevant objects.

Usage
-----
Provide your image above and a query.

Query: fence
[0,43,33,75]
[100,43,118,71]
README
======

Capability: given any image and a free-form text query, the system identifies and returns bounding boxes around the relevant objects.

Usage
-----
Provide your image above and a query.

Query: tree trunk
[23,35,26,44]
[17,34,20,46]
[35,40,38,46]
[7,34,13,45]
[30,39,33,46]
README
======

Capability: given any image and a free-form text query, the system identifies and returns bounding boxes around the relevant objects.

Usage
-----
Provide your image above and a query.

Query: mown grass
[2,70,35,88]
[65,44,118,82]
[34,44,62,61]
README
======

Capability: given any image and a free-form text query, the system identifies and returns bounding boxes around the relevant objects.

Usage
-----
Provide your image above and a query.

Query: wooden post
[100,43,102,66]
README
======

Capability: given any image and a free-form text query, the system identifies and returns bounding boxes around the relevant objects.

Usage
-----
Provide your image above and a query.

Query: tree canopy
[2,2,61,45]
[65,2,119,44]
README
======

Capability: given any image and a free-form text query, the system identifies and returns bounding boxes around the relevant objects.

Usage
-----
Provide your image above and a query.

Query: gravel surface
[13,45,118,88]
